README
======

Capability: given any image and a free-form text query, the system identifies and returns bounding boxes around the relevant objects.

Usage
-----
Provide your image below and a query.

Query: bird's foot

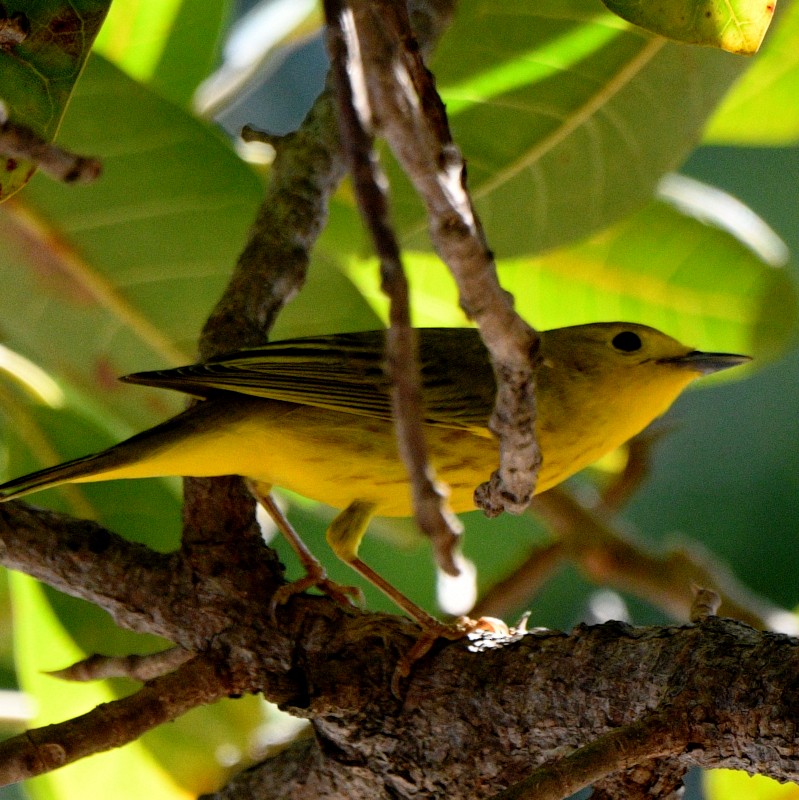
[391,615,509,696]
[270,564,364,619]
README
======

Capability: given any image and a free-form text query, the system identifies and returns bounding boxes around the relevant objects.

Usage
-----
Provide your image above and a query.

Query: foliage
[0,0,797,798]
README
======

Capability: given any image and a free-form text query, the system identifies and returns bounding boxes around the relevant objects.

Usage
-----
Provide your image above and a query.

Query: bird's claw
[391,616,509,697]
[269,565,364,620]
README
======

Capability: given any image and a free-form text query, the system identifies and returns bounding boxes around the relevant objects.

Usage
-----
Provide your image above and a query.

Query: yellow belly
[213,403,496,516]
[125,400,613,517]
[86,390,667,517]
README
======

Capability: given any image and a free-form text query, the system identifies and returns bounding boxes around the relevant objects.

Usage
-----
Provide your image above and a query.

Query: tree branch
[0,655,227,785]
[0,503,187,642]
[489,712,689,800]
[197,616,799,799]
[47,647,193,683]
[0,115,101,184]
[4,494,799,798]
[323,0,462,573]
[534,487,794,631]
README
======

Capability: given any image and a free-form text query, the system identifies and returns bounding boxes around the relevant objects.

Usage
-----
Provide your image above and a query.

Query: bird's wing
[122,329,496,432]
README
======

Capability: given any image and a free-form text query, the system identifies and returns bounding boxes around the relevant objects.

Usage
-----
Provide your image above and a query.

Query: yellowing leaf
[601,0,775,54]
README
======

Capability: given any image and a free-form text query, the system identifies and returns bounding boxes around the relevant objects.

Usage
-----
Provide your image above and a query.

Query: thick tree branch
[198,616,799,799]
[4,492,799,798]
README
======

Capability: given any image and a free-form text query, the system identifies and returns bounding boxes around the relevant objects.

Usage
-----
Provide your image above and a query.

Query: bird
[0,323,750,626]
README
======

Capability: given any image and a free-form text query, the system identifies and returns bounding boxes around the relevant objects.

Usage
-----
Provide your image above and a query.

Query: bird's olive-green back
[123,329,499,431]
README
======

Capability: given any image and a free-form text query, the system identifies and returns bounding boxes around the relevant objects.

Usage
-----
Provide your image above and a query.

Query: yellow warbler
[0,323,748,616]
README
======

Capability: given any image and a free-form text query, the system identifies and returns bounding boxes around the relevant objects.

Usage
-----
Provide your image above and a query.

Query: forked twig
[337,0,542,520]
[323,0,463,573]
[0,656,225,786]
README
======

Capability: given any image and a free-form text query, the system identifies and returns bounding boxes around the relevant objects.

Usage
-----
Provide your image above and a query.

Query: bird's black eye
[612,331,642,352]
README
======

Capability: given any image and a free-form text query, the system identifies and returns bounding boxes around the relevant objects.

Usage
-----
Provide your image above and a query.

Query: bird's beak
[660,351,752,375]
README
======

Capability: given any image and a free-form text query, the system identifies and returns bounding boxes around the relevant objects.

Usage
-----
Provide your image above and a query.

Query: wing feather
[122,329,496,431]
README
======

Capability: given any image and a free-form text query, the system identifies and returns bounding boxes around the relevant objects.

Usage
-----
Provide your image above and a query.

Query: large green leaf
[390,0,745,256]
[0,54,263,429]
[0,0,110,200]
[705,3,799,145]
[345,175,795,360]
[93,0,232,107]
[0,53,382,432]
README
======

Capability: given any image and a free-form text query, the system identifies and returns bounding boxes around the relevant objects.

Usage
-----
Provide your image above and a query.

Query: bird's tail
[0,395,269,503]
[0,401,218,502]
[0,451,122,501]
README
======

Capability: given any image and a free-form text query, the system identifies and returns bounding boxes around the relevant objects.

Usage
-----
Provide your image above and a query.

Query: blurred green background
[0,1,797,799]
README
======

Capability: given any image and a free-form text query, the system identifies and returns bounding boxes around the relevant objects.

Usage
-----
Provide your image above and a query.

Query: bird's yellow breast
[149,367,691,517]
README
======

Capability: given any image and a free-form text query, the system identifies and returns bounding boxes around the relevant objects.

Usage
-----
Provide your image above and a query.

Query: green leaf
[345,175,796,360]
[93,0,232,107]
[10,573,192,800]
[600,0,775,54]
[0,0,111,200]
[389,0,745,257]
[91,0,183,81]
[0,54,264,430]
[705,3,799,145]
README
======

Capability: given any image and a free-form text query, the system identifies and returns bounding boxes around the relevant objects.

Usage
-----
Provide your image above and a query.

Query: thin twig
[323,0,462,574]
[470,540,565,619]
[600,429,670,511]
[0,116,101,184]
[0,656,226,786]
[489,712,689,800]
[470,484,795,629]
[47,648,193,683]
[344,0,541,519]
[534,487,795,632]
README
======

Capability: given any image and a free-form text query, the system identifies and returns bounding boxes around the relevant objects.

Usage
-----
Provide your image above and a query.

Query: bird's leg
[327,500,504,693]
[248,482,364,614]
